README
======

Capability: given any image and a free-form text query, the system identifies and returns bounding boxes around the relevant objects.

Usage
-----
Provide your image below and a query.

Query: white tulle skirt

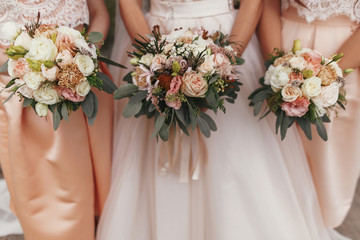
[97,1,349,239]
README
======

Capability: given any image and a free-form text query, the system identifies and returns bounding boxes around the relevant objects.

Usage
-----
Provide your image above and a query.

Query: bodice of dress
[0,0,89,44]
[282,0,360,23]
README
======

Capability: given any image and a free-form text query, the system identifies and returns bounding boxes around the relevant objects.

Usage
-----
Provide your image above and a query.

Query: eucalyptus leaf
[98,56,126,69]
[159,123,170,141]
[315,119,328,141]
[225,98,235,103]
[209,74,220,84]
[81,91,95,118]
[175,107,186,125]
[151,114,166,138]
[275,110,284,134]
[260,108,272,120]
[61,103,69,122]
[206,89,217,109]
[321,114,331,123]
[53,108,61,131]
[280,115,290,140]
[122,101,142,118]
[123,72,133,83]
[23,98,33,107]
[252,90,269,103]
[188,105,198,130]
[0,60,8,72]
[98,72,117,94]
[176,117,189,136]
[198,117,211,138]
[88,32,104,43]
[113,83,138,100]
[297,118,312,140]
[87,94,99,125]
[129,90,147,104]
[200,112,217,131]
[254,101,263,116]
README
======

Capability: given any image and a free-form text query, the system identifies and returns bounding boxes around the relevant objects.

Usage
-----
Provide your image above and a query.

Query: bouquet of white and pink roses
[249,40,351,141]
[114,26,243,141]
[0,14,123,130]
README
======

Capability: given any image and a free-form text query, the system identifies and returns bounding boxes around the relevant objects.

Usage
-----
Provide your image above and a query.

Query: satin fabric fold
[281,7,360,227]
[0,52,112,240]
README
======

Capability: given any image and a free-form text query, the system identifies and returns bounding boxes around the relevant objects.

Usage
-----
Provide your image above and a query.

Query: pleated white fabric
[97,1,350,239]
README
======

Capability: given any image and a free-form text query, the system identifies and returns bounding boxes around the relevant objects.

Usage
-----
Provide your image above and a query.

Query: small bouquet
[249,40,350,141]
[0,14,123,129]
[114,26,243,141]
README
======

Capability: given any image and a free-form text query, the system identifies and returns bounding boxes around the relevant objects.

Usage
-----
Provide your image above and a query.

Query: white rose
[281,84,302,102]
[165,29,186,43]
[76,79,91,97]
[211,53,228,66]
[289,56,307,70]
[41,64,59,82]
[35,103,48,117]
[330,62,343,78]
[198,55,215,73]
[269,65,292,89]
[57,26,82,39]
[313,82,340,108]
[74,53,95,76]
[0,21,21,42]
[139,53,154,66]
[25,37,58,61]
[302,76,322,98]
[312,98,327,117]
[264,65,275,85]
[33,84,61,105]
[75,38,97,59]
[14,32,33,50]
[14,79,33,98]
[192,38,210,55]
[23,72,45,90]
[271,85,281,93]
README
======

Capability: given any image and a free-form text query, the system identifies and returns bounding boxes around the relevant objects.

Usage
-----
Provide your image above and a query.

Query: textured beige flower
[318,65,337,86]
[57,64,85,92]
[132,66,150,90]
[274,54,294,66]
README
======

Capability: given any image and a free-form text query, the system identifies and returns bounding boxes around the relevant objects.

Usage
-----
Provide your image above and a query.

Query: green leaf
[159,123,170,141]
[321,114,331,123]
[235,57,245,65]
[188,104,198,130]
[97,72,118,94]
[175,108,186,125]
[337,101,346,110]
[198,117,211,138]
[129,90,147,104]
[206,88,218,109]
[113,83,138,100]
[200,112,217,131]
[23,98,33,107]
[98,56,126,69]
[275,110,284,134]
[1,92,15,105]
[209,74,220,84]
[123,71,133,83]
[315,119,328,141]
[297,118,312,140]
[280,115,290,140]
[254,101,263,116]
[81,91,95,118]
[5,79,16,89]
[252,90,269,103]
[176,117,189,136]
[88,32,104,43]
[122,101,142,118]
[61,103,69,122]
[151,114,166,138]
[0,60,8,72]
[87,93,98,125]
[248,85,267,100]
[53,107,61,131]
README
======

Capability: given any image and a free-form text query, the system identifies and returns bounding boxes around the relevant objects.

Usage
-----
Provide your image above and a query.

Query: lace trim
[282,0,360,23]
[0,0,89,45]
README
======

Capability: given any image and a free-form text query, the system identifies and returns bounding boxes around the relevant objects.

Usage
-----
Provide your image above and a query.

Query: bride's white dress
[97,0,349,239]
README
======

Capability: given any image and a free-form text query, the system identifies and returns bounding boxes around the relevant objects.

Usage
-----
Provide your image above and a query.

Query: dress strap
[150,1,233,19]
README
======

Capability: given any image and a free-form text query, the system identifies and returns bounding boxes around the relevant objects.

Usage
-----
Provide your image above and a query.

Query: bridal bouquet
[249,40,349,141]
[0,15,122,130]
[114,26,243,141]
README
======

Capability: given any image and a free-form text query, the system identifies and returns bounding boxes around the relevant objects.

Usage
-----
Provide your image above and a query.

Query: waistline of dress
[150,1,234,19]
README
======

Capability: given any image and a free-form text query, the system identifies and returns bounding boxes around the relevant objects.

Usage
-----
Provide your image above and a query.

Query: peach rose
[8,58,29,78]
[198,55,215,73]
[150,54,167,72]
[56,86,85,102]
[41,64,59,82]
[281,84,302,102]
[55,33,76,54]
[56,50,74,67]
[281,97,310,117]
[302,51,322,76]
[181,71,208,98]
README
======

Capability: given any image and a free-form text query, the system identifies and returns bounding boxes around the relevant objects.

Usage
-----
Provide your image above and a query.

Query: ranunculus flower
[25,37,58,61]
[56,50,74,67]
[14,32,32,50]
[198,55,215,73]
[313,82,340,108]
[150,54,167,71]
[35,103,48,117]
[302,50,322,76]
[181,71,208,98]
[33,84,61,104]
[281,97,310,117]
[302,76,322,98]
[74,53,95,76]
[139,53,154,66]
[23,72,45,90]
[211,53,229,67]
[281,84,302,102]
[57,86,85,102]
[56,33,76,53]
[41,64,59,82]
[8,58,29,78]
[76,80,91,97]
[169,75,182,92]
[289,56,307,70]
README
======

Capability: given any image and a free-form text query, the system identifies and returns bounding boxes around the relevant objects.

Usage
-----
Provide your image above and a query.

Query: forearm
[230,0,263,55]
[87,0,110,40]
[119,0,151,41]
[337,27,360,70]
[257,0,282,60]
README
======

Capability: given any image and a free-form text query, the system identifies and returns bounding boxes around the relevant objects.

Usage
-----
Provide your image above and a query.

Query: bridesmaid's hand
[87,0,110,43]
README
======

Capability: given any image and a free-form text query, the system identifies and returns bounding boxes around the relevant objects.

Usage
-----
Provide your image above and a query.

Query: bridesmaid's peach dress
[281,0,360,227]
[0,1,112,240]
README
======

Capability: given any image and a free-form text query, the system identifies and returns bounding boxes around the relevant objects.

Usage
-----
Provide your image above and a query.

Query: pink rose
[41,64,59,81]
[169,75,182,92]
[181,71,208,98]
[281,97,310,117]
[56,86,85,102]
[55,33,76,54]
[56,50,74,67]
[302,51,322,76]
[8,58,29,78]
[165,90,182,110]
